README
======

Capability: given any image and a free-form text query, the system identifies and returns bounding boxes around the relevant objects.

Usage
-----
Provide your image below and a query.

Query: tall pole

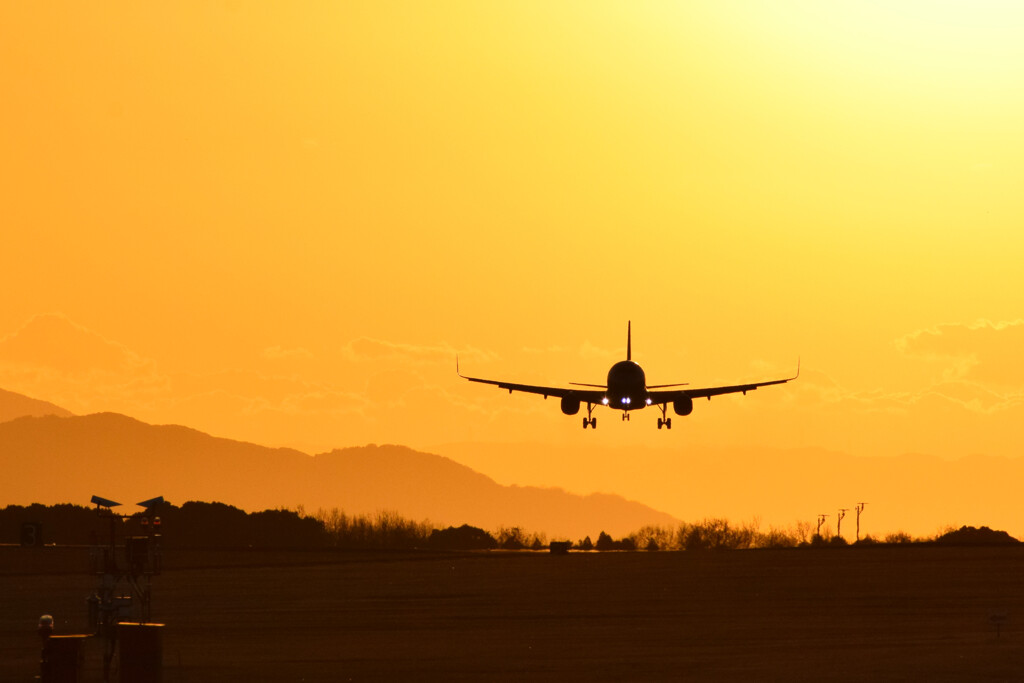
[855,503,867,542]
[837,509,848,539]
[817,514,828,539]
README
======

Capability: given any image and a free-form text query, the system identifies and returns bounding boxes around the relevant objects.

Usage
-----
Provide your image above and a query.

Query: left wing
[648,361,800,404]
[457,360,605,404]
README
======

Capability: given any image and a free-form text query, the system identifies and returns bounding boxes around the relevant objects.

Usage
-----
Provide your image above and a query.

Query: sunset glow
[3,2,1024,537]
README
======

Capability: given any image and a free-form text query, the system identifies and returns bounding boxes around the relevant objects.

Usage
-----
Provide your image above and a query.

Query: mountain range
[0,387,72,423]
[0,390,677,539]
[3,387,1023,540]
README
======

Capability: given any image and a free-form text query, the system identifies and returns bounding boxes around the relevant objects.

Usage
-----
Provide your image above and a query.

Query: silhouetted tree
[313,508,431,549]
[428,524,497,550]
[935,525,1020,546]
[0,503,99,546]
[884,531,913,544]
[497,526,528,550]
[630,525,675,552]
[756,526,800,549]
[249,508,327,549]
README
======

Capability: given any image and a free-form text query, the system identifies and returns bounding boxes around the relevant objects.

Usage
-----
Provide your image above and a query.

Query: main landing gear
[582,403,597,429]
[657,404,673,430]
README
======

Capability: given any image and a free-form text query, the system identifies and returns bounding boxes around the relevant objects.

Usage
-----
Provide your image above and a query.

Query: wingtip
[455,353,470,379]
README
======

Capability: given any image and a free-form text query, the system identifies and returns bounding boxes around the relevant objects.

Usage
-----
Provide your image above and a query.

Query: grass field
[3,545,1022,681]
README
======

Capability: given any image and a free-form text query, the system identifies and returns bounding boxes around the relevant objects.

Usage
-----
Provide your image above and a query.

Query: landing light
[645,398,652,405]
[602,398,609,405]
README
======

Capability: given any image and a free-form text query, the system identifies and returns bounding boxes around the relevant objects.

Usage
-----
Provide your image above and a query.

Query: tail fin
[627,321,632,361]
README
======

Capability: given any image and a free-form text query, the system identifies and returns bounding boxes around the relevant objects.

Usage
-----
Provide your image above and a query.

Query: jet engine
[673,397,694,416]
[560,396,581,415]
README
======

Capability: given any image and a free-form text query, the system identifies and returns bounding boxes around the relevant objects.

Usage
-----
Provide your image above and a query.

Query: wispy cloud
[342,337,496,365]
[0,313,165,412]
[896,319,1024,386]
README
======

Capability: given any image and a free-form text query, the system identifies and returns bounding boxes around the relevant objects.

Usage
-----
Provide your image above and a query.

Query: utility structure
[88,494,164,682]
[837,508,848,539]
[855,503,867,541]
[817,514,828,539]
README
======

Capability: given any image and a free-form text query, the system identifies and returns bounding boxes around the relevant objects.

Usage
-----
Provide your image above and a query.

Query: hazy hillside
[0,388,72,423]
[0,413,677,538]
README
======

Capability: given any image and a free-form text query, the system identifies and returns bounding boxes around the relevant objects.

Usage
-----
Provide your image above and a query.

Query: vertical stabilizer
[627,321,632,361]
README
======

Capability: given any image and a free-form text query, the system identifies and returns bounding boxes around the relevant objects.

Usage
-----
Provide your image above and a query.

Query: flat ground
[3,545,1023,681]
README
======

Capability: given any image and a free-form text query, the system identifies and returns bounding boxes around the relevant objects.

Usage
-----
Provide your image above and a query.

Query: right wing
[647,361,799,404]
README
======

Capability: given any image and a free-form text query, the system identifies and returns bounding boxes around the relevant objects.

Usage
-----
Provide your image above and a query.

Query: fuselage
[605,360,650,410]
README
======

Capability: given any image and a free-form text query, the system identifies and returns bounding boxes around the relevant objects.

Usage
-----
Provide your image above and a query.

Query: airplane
[458,322,798,429]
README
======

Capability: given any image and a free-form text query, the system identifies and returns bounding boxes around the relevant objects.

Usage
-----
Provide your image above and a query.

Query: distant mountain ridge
[0,412,678,538]
[0,388,72,423]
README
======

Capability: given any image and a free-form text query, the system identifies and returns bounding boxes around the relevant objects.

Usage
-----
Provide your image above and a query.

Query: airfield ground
[3,545,1023,681]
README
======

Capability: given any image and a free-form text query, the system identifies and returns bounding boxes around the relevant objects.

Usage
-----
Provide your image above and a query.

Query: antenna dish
[90,495,122,508]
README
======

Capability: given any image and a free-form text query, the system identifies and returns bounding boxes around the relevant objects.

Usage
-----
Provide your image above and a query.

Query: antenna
[855,503,867,542]
[837,508,848,539]
[88,493,164,680]
[137,496,165,510]
[627,321,632,361]
[91,495,122,509]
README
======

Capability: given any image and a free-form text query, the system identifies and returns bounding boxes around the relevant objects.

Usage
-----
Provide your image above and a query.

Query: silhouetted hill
[0,413,677,538]
[0,388,72,423]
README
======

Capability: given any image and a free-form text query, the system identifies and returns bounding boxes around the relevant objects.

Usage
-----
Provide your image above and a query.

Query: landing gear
[621,412,630,421]
[582,403,597,429]
[657,404,672,430]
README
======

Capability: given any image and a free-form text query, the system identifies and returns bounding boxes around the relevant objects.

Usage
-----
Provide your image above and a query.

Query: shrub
[428,524,497,550]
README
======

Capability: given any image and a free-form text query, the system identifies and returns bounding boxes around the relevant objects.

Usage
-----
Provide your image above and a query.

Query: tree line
[1,502,1017,551]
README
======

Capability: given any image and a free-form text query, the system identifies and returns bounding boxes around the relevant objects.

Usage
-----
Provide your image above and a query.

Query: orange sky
[3,3,1024,535]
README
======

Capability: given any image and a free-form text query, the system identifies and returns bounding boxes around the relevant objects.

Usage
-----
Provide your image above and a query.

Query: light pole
[855,503,867,542]
[837,508,848,540]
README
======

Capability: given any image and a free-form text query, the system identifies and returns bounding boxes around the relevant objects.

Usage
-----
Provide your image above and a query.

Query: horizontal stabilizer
[90,495,121,508]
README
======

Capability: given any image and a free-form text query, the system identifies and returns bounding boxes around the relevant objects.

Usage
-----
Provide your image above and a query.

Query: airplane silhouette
[459,322,798,429]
